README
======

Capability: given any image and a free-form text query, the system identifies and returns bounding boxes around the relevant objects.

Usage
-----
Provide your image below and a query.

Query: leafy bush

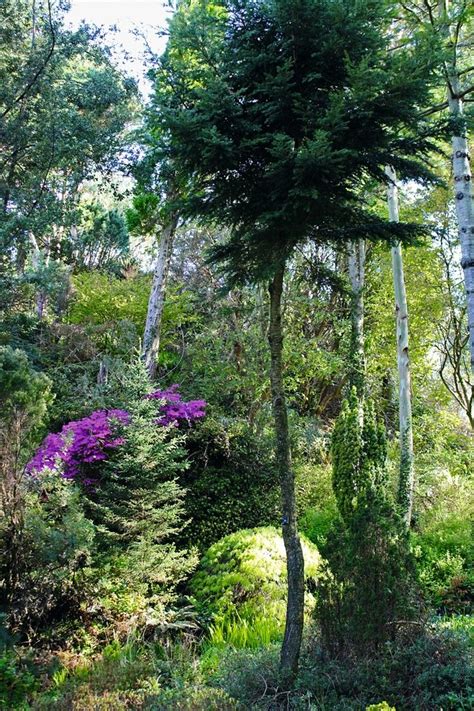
[150,686,238,710]
[0,345,51,441]
[413,512,474,613]
[210,644,280,708]
[31,637,237,710]
[68,272,195,359]
[437,614,474,647]
[0,347,55,632]
[68,272,151,331]
[0,648,38,710]
[299,506,337,549]
[212,626,474,710]
[191,527,321,647]
[295,628,474,711]
[180,418,280,550]
[2,475,94,635]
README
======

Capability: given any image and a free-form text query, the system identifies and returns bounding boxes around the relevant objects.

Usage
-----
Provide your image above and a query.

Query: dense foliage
[0,0,472,707]
[180,419,280,549]
[318,391,420,653]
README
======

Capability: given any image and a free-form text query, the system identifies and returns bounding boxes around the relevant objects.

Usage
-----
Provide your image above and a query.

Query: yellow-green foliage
[68,272,195,344]
[191,526,321,646]
[69,272,151,330]
[366,704,396,711]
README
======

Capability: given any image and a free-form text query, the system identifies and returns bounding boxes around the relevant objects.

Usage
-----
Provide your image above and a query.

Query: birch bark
[385,166,415,527]
[348,240,366,398]
[30,234,48,320]
[438,0,474,372]
[268,265,305,688]
[142,214,178,379]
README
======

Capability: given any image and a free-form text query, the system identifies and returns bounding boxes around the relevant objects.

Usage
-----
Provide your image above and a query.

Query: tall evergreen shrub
[318,390,420,654]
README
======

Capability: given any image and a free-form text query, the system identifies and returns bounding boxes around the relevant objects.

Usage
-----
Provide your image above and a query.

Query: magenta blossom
[27,409,130,479]
[147,384,206,426]
[28,386,206,481]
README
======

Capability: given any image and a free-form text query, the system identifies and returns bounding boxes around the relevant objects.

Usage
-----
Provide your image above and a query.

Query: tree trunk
[31,234,47,320]
[439,0,474,373]
[268,265,305,688]
[348,240,366,398]
[142,214,178,379]
[385,166,415,527]
[447,86,474,374]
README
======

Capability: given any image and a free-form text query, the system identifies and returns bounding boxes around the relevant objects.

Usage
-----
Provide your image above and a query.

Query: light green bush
[412,511,474,613]
[191,526,321,647]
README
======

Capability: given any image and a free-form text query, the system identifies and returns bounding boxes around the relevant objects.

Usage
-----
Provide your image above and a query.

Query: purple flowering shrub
[27,409,130,479]
[28,387,206,479]
[147,384,206,426]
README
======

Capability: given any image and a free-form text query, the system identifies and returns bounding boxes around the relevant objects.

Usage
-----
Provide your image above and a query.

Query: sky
[66,0,171,90]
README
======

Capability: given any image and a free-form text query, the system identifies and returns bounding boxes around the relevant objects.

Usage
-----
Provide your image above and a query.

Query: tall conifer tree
[154,0,444,684]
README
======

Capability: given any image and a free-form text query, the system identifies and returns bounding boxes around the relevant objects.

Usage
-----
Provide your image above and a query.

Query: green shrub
[317,393,420,654]
[180,419,280,550]
[68,272,195,359]
[296,630,473,711]
[436,614,474,647]
[210,644,280,708]
[211,628,473,710]
[190,526,321,647]
[2,475,95,635]
[299,506,337,549]
[150,686,238,710]
[32,639,159,710]
[0,648,38,710]
[413,513,474,613]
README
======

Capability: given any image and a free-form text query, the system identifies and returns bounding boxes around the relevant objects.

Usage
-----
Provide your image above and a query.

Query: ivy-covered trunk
[386,166,414,526]
[348,240,366,397]
[142,213,178,379]
[268,265,305,687]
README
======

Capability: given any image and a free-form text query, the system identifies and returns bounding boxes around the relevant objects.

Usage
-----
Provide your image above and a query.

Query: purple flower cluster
[27,387,206,480]
[27,409,130,479]
[147,385,207,426]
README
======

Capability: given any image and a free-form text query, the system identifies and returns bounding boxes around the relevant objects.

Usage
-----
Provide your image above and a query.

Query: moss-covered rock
[190,526,321,646]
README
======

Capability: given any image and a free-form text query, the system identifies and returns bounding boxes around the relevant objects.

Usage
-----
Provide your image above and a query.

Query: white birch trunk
[385,166,415,527]
[348,239,366,398]
[30,234,48,320]
[447,88,474,373]
[439,0,474,373]
[142,214,178,379]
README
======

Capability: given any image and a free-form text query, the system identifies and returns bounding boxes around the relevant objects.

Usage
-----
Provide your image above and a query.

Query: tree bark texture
[448,86,474,373]
[348,239,366,398]
[142,214,178,379]
[385,165,415,527]
[268,265,305,688]
[439,0,474,373]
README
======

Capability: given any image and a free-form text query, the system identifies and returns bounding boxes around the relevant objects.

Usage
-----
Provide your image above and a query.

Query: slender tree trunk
[268,265,305,688]
[30,234,48,320]
[447,85,474,373]
[142,214,178,379]
[438,0,474,373]
[348,240,366,398]
[385,166,415,527]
